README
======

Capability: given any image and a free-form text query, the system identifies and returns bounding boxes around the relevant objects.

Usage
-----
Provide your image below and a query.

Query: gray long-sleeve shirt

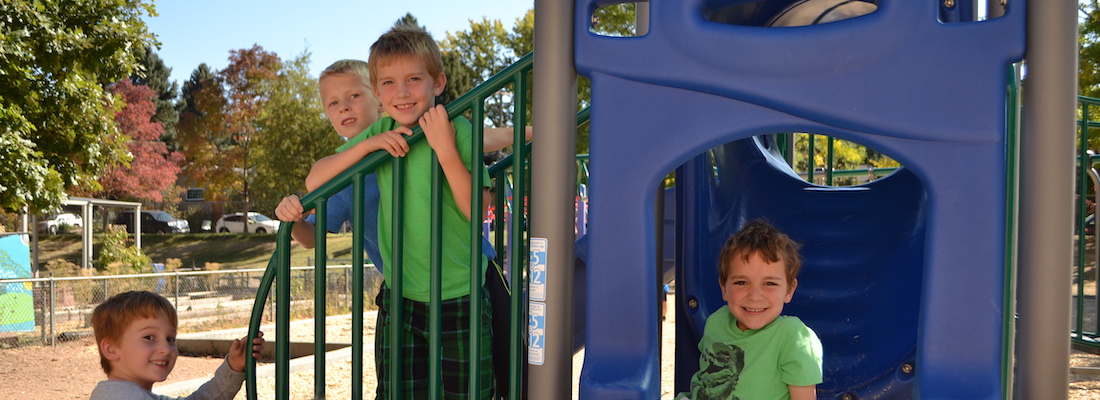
[89,359,244,400]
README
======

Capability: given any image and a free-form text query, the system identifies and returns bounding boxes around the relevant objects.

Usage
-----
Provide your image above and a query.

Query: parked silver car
[38,213,82,235]
[214,212,280,233]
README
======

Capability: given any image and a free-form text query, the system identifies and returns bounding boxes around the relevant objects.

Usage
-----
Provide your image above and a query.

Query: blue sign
[530,237,547,301]
[528,301,545,365]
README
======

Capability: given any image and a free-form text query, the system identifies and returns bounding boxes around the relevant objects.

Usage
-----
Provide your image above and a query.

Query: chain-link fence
[0,265,382,349]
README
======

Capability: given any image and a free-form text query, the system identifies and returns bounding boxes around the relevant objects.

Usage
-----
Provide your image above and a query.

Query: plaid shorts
[374,285,495,400]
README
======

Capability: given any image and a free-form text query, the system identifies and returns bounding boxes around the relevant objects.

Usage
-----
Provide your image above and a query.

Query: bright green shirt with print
[339,116,490,302]
[679,306,823,400]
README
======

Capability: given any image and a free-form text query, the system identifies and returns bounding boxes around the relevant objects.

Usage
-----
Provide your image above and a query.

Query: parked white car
[214,212,280,233]
[38,213,82,235]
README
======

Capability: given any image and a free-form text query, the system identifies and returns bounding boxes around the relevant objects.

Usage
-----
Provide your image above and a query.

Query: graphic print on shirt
[697,341,746,400]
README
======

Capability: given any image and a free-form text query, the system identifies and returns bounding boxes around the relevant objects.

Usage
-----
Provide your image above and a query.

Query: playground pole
[1016,0,1077,398]
[530,0,577,399]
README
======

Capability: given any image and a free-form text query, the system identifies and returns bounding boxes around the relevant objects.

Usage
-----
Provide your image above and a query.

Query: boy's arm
[483,126,532,152]
[788,385,816,400]
[226,331,265,373]
[175,333,263,400]
[305,128,413,191]
[421,105,478,220]
[274,195,317,248]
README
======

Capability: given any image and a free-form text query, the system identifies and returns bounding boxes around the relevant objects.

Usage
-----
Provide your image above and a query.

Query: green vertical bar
[1077,101,1090,340]
[276,217,291,399]
[389,156,406,400]
[1002,66,1020,397]
[429,152,443,400]
[784,133,795,166]
[825,136,835,186]
[468,106,485,398]
[314,200,327,399]
[510,104,530,400]
[246,243,280,399]
[510,72,531,400]
[351,174,365,400]
[807,133,816,183]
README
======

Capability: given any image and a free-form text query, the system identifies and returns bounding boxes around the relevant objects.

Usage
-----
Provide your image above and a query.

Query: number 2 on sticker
[530,332,544,348]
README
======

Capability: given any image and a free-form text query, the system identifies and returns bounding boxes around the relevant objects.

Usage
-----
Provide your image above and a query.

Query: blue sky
[143,0,534,86]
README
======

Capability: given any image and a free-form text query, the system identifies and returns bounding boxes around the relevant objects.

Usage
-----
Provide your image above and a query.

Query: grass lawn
[35,231,360,271]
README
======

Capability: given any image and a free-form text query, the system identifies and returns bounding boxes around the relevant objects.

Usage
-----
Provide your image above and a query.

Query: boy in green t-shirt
[305,25,493,399]
[679,219,823,400]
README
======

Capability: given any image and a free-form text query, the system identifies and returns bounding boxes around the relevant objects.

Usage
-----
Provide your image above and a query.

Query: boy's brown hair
[718,219,802,285]
[367,24,443,88]
[91,291,178,374]
[319,59,372,94]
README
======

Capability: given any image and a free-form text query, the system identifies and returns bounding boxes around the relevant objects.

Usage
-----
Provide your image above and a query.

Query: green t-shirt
[680,306,823,400]
[341,116,490,302]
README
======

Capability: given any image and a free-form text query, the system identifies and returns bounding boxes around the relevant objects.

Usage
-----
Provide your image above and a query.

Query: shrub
[96,225,152,274]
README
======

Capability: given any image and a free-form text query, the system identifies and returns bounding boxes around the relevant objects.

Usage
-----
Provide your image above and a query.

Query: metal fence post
[49,274,55,346]
[174,271,180,307]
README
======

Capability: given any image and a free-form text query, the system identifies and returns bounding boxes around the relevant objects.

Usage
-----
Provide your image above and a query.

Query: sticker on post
[528,302,546,365]
[530,237,548,301]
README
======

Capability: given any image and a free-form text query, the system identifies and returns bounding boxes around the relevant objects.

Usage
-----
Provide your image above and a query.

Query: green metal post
[313,200,327,399]
[430,153,443,400]
[826,136,835,185]
[352,174,365,400]
[388,157,406,400]
[807,134,816,183]
[509,72,530,400]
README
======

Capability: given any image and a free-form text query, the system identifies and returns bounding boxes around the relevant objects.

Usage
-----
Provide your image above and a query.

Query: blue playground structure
[249,0,1078,399]
[564,0,1072,399]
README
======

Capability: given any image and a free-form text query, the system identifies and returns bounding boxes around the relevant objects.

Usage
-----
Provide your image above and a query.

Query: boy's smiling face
[372,55,446,129]
[101,312,179,390]
[320,73,382,139]
[720,251,797,331]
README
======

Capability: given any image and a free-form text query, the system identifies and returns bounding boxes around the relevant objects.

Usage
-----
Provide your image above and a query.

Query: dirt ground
[5,299,1100,399]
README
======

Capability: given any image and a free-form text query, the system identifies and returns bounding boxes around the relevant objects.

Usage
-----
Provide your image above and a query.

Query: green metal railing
[1073,95,1100,353]
[245,53,536,400]
[784,134,898,185]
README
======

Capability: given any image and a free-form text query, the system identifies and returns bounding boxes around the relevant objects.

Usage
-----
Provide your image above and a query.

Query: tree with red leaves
[93,80,184,203]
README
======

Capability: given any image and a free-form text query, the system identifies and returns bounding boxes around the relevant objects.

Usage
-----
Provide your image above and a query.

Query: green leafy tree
[1081,1,1100,98]
[176,46,281,209]
[220,45,282,213]
[177,64,232,200]
[250,52,341,214]
[441,17,518,128]
[132,47,182,152]
[1079,1,1100,153]
[0,0,156,214]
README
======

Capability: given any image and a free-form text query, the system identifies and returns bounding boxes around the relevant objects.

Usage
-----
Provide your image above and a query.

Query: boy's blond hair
[91,291,178,374]
[367,24,443,88]
[718,219,802,285]
[319,59,372,94]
